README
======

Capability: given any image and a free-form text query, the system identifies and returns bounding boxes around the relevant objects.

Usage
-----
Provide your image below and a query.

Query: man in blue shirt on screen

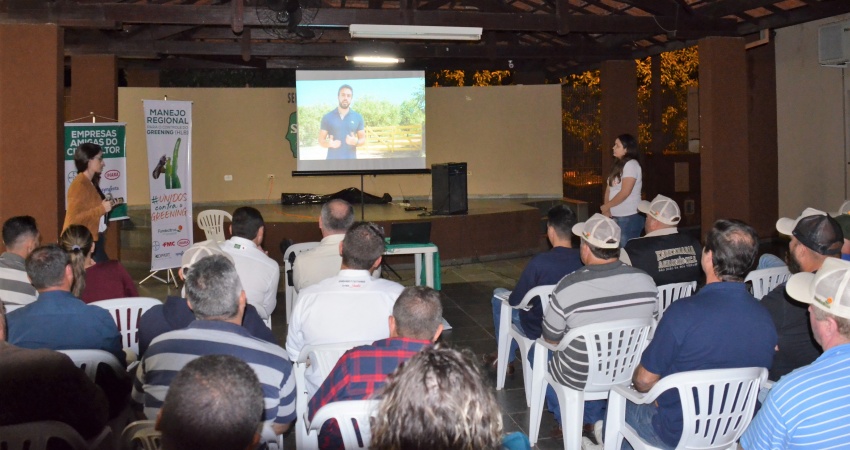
[319,84,365,159]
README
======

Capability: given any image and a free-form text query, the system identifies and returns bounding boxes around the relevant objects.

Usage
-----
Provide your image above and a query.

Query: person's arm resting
[632,364,661,393]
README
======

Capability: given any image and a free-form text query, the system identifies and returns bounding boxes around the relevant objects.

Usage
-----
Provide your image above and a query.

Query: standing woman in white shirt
[600,134,644,246]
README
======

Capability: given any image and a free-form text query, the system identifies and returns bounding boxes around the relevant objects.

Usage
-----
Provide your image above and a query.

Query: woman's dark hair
[73,142,103,174]
[59,225,94,297]
[607,133,640,186]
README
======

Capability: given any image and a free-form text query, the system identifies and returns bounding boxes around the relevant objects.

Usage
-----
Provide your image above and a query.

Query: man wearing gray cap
[621,194,702,286]
[541,213,658,444]
[762,208,842,380]
[741,257,850,449]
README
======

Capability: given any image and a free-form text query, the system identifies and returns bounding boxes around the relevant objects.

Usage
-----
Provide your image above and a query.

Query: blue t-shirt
[640,282,777,447]
[508,246,583,340]
[320,109,365,159]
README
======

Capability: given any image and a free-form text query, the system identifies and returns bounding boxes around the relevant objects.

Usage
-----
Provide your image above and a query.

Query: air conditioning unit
[819,21,850,68]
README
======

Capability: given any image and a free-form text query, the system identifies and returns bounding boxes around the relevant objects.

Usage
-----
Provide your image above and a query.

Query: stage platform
[120,198,560,268]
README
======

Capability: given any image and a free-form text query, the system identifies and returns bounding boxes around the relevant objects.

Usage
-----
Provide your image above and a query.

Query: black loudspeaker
[431,162,468,215]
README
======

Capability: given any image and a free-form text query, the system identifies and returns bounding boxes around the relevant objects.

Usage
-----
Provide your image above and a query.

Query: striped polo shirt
[132,320,296,427]
[741,343,850,449]
[542,261,657,389]
[0,252,37,306]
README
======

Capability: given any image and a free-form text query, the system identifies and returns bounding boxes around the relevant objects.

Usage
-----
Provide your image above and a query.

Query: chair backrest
[560,317,654,394]
[0,421,93,450]
[516,284,556,312]
[294,341,374,449]
[655,281,697,320]
[308,400,381,449]
[91,297,162,355]
[661,367,767,449]
[57,349,125,381]
[745,266,791,300]
[196,209,232,242]
[283,242,321,323]
[120,420,161,450]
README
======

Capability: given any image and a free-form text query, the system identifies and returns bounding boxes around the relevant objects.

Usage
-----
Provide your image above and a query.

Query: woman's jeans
[614,214,645,247]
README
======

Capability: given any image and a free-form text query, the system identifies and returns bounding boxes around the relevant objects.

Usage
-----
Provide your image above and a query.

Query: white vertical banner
[143,100,193,271]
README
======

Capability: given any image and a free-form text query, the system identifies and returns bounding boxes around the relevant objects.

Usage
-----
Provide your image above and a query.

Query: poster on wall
[63,123,129,220]
[143,100,193,271]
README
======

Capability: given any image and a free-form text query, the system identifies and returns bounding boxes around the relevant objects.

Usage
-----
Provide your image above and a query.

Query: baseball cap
[572,213,620,249]
[638,194,681,226]
[181,239,234,275]
[776,207,827,236]
[786,257,850,320]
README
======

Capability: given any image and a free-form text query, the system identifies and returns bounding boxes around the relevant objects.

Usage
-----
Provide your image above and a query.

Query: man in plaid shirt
[307,285,444,449]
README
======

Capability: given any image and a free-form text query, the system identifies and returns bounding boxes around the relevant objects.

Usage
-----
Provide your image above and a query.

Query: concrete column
[600,60,639,196]
[68,55,122,259]
[698,37,750,235]
[0,24,64,242]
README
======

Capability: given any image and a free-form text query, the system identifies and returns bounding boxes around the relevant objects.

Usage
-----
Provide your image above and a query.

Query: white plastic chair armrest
[610,383,653,405]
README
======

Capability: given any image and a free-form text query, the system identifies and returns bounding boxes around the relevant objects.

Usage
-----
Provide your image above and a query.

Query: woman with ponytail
[600,133,644,245]
[60,225,138,303]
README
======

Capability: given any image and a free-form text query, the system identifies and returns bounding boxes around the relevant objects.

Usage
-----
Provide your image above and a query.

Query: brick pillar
[0,24,64,243]
[600,60,639,201]
[698,37,750,235]
[69,54,122,259]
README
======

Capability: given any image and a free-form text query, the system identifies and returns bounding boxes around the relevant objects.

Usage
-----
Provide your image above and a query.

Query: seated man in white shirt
[220,207,280,320]
[286,222,404,393]
[293,199,354,293]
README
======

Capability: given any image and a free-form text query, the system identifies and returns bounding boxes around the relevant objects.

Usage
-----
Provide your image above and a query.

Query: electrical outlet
[267,174,275,179]
[224,175,233,181]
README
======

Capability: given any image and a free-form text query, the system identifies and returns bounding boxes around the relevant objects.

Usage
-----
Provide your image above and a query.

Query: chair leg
[516,339,533,407]
[603,391,626,450]
[528,344,549,446]
[496,303,512,390]
[557,387,583,450]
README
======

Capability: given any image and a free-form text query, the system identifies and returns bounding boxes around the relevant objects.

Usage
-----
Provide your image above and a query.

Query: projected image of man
[318,84,366,160]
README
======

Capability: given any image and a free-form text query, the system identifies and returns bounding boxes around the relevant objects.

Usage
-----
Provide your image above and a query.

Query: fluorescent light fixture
[349,24,482,41]
[345,55,405,64]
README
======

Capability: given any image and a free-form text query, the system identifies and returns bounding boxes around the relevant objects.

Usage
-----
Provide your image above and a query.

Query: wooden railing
[362,124,423,152]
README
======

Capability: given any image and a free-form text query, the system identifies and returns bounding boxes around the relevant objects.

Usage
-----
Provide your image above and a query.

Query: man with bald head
[293,199,355,292]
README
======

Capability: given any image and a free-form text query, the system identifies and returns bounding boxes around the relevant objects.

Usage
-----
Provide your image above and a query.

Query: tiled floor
[128,255,567,449]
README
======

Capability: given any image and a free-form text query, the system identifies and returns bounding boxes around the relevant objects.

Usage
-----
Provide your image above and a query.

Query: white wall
[776,13,850,217]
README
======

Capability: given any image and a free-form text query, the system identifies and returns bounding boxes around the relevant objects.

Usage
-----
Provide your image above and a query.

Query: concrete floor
[128,254,567,449]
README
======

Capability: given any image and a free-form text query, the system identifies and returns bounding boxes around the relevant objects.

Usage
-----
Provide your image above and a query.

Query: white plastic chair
[3,303,25,313]
[745,266,791,300]
[306,400,381,449]
[196,209,232,242]
[528,317,655,448]
[283,242,320,324]
[120,420,160,450]
[294,341,373,450]
[57,349,125,381]
[0,421,112,450]
[91,297,162,356]
[604,367,767,450]
[495,284,555,407]
[655,281,697,322]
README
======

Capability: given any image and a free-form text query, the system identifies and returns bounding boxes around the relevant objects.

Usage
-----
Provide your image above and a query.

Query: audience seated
[157,354,265,450]
[7,244,125,365]
[370,345,531,450]
[59,224,138,303]
[486,204,582,373]
[833,213,850,261]
[741,258,850,449]
[541,213,657,444]
[620,195,702,286]
[136,240,275,356]
[286,222,404,370]
[309,285,444,449]
[0,215,39,306]
[133,254,296,436]
[293,198,355,292]
[619,220,776,450]
[221,206,280,319]
[0,302,109,440]
[762,208,839,380]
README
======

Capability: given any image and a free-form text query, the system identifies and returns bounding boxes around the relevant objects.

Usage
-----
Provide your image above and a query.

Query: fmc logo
[177,239,190,247]
[104,169,120,180]
[162,241,176,248]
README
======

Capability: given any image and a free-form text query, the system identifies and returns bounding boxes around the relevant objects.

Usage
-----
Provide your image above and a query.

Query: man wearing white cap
[621,195,702,286]
[762,208,842,381]
[629,219,776,449]
[541,213,658,444]
[741,257,850,449]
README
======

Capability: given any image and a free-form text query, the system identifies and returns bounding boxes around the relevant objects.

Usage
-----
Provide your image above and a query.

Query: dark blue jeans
[614,214,644,247]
